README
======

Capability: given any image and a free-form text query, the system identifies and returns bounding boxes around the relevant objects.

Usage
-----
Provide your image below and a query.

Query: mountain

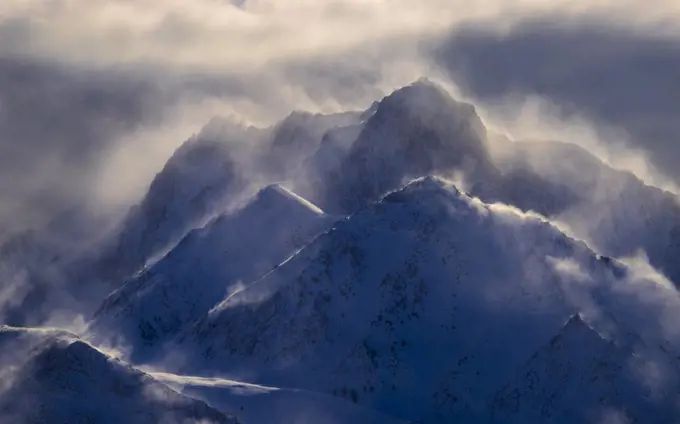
[261,110,361,181]
[293,122,364,203]
[165,176,676,422]
[317,79,496,213]
[282,80,680,291]
[88,184,337,361]
[0,326,239,424]
[489,314,678,424]
[94,121,257,284]
[6,78,680,423]
[93,109,359,285]
[303,79,582,221]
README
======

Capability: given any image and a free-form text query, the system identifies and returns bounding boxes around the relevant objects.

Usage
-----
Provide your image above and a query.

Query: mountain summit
[321,80,495,212]
[89,184,336,361]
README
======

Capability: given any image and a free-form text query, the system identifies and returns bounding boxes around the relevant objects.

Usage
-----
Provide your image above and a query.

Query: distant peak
[382,79,451,107]
[368,78,485,139]
[396,176,463,198]
[254,184,325,215]
[409,77,444,90]
[282,110,315,122]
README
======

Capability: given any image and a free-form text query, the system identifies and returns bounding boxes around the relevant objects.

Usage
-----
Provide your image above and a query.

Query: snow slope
[490,314,679,424]
[159,175,680,423]
[168,176,671,422]
[152,372,410,424]
[88,184,337,361]
[0,326,239,424]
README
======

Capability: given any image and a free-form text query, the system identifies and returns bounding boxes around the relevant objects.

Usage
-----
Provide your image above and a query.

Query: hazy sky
[0,0,678,226]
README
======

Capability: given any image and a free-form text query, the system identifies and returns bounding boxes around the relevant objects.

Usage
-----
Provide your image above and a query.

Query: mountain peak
[402,175,457,194]
[375,78,469,120]
[551,313,611,349]
[564,312,586,327]
[326,79,493,213]
[381,176,476,214]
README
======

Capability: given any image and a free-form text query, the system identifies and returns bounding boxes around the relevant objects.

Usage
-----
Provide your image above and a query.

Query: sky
[0,0,679,229]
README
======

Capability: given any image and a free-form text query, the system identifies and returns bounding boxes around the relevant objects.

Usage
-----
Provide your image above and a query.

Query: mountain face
[261,110,361,181]
[293,122,364,203]
[89,184,337,361]
[165,176,677,423]
[154,373,411,424]
[489,314,677,424]
[316,79,496,213]
[0,326,239,424]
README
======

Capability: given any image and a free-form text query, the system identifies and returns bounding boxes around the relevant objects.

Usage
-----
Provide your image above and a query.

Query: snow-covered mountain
[166,176,680,423]
[89,184,337,361]
[4,77,680,423]
[93,109,359,285]
[314,79,496,212]
[261,110,361,181]
[0,326,240,424]
[292,79,680,290]
[300,79,585,221]
[489,314,676,424]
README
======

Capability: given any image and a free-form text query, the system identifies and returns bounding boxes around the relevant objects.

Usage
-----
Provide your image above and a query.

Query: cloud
[435,17,680,187]
[2,1,678,69]
[0,59,172,230]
